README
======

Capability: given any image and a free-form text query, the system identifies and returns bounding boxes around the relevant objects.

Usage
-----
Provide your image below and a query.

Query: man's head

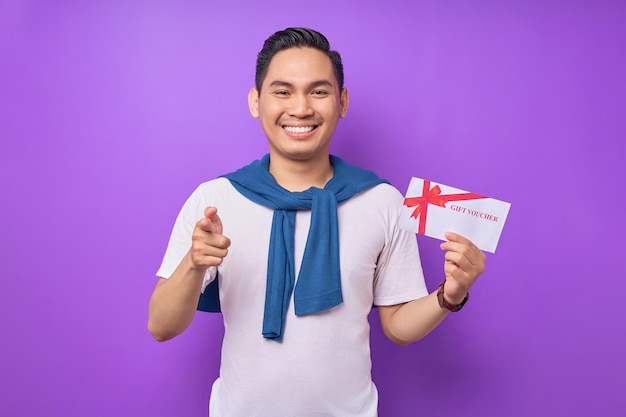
[255,28,344,93]
[248,28,349,170]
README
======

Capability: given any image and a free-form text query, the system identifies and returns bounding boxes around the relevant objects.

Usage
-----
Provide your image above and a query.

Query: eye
[312,90,329,96]
[274,90,290,96]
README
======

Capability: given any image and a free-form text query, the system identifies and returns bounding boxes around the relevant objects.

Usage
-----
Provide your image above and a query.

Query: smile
[283,126,316,134]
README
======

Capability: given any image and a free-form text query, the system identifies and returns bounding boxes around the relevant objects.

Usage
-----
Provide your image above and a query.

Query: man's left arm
[378,232,486,346]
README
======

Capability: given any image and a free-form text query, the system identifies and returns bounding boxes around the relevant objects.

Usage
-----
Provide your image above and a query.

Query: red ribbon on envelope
[404,180,488,234]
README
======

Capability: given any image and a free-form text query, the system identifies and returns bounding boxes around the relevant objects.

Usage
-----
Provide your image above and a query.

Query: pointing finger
[201,207,223,234]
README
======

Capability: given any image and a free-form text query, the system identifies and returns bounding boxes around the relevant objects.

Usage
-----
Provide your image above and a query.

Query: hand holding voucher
[439,231,486,303]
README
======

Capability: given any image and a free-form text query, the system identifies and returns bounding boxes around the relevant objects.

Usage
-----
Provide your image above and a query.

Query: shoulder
[192,177,273,214]
[350,183,405,207]
[339,183,405,227]
[180,178,243,214]
[194,177,233,194]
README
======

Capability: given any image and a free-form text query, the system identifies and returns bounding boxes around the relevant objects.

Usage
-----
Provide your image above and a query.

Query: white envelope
[398,177,511,253]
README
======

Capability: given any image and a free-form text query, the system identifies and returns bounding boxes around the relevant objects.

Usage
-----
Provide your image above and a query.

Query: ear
[339,87,349,118]
[248,88,260,118]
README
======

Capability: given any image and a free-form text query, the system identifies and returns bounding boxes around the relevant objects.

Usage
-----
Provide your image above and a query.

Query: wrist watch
[437,280,469,312]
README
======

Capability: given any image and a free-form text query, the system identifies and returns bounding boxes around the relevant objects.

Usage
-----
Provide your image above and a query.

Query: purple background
[2,1,625,416]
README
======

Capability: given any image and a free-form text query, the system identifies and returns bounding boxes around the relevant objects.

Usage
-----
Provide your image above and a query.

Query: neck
[268,154,334,192]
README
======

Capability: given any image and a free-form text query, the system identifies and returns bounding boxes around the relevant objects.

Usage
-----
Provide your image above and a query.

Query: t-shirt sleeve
[372,187,429,306]
[155,184,217,290]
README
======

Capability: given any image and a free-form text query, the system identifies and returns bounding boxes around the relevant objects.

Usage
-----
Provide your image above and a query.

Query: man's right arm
[148,207,230,342]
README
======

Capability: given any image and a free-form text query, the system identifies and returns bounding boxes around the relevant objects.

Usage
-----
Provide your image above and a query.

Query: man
[149,28,485,416]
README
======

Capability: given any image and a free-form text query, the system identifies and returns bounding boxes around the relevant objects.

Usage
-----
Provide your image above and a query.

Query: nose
[288,94,314,118]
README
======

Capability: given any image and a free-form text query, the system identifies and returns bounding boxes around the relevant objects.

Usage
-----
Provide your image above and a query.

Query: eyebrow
[268,80,334,89]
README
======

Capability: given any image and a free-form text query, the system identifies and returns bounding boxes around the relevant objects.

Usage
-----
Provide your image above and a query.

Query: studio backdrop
[1,1,624,416]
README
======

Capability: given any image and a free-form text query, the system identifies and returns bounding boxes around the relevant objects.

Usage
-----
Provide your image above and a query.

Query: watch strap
[437,280,469,312]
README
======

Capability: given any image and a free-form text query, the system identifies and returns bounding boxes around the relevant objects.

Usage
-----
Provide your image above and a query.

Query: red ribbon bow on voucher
[404,180,487,234]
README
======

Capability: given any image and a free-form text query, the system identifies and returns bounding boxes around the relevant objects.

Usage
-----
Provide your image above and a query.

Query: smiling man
[148,28,485,417]
[249,46,347,188]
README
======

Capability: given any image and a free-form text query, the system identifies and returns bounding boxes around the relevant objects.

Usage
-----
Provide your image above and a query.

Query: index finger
[203,206,223,235]
[443,231,473,246]
[441,231,485,263]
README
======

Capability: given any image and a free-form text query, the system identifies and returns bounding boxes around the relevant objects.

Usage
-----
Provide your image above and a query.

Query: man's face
[248,47,349,164]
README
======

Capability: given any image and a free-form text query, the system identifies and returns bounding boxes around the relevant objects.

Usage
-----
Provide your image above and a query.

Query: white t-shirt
[157,178,428,417]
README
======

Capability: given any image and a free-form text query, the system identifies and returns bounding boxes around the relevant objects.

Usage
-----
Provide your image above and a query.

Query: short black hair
[255,27,344,92]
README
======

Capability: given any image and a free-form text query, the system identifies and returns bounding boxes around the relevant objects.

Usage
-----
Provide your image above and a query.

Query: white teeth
[284,126,314,133]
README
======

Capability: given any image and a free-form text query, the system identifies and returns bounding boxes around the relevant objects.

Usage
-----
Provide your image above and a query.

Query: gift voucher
[399,177,511,253]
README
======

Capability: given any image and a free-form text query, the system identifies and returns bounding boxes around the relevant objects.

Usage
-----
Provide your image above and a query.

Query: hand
[189,207,231,270]
[439,231,486,304]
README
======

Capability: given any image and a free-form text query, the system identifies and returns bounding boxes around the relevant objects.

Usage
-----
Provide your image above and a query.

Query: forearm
[381,232,484,346]
[381,292,451,346]
[148,252,206,341]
